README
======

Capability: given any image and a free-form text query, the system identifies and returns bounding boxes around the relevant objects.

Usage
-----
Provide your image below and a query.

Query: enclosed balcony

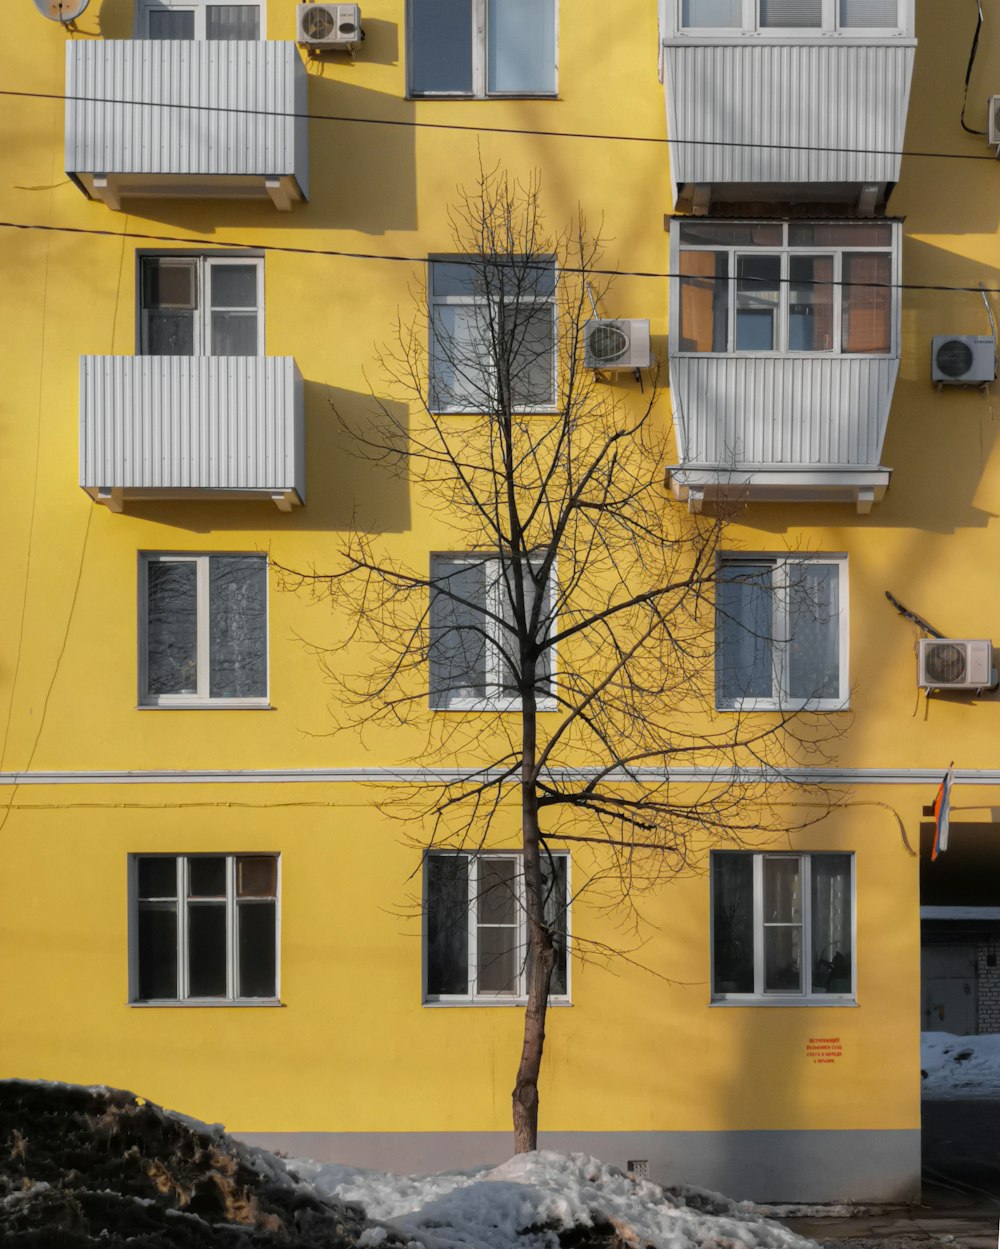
[660,0,916,214]
[79,355,305,511]
[65,39,308,210]
[666,219,901,513]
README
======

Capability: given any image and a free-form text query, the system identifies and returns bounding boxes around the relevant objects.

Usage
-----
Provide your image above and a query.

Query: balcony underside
[72,171,303,212]
[84,485,302,512]
[666,466,892,513]
[675,180,892,218]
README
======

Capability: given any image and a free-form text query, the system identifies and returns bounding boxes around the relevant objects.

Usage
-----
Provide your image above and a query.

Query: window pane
[138,903,178,998]
[206,5,261,38]
[716,563,773,706]
[143,258,197,309]
[840,0,897,27]
[682,0,743,25]
[410,0,474,94]
[542,856,568,995]
[477,925,519,993]
[138,857,177,900]
[208,557,267,699]
[145,311,195,356]
[713,855,754,994]
[426,856,469,995]
[764,926,802,991]
[812,855,852,993]
[211,265,258,309]
[509,303,555,408]
[842,252,891,354]
[478,858,518,925]
[146,561,198,697]
[764,857,801,923]
[760,0,823,26]
[679,223,783,247]
[786,562,841,701]
[237,855,277,898]
[148,9,196,38]
[788,255,834,351]
[430,260,478,297]
[499,559,553,699]
[429,558,489,705]
[431,305,494,409]
[188,903,227,996]
[237,901,276,997]
[488,0,556,94]
[788,223,892,248]
[210,312,258,356]
[188,856,226,898]
[679,252,729,352]
[736,255,781,350]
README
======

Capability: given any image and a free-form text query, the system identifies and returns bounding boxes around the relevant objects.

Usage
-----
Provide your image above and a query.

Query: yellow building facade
[2,0,997,1203]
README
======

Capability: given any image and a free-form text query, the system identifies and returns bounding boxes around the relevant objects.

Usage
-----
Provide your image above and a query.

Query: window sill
[431,701,559,714]
[663,33,912,43]
[128,998,285,1008]
[716,701,850,713]
[423,998,572,1008]
[408,93,560,102]
[137,701,274,710]
[710,997,857,1007]
[671,352,895,361]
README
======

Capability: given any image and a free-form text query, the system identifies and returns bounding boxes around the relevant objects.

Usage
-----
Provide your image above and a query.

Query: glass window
[425,852,568,1001]
[139,1,262,39]
[679,252,729,353]
[682,0,743,26]
[140,256,262,357]
[141,554,267,705]
[839,0,897,27]
[429,257,556,412]
[133,854,278,1003]
[715,555,846,710]
[409,0,557,97]
[712,852,853,1000]
[735,255,781,351]
[429,554,554,710]
[759,0,823,26]
[673,0,900,33]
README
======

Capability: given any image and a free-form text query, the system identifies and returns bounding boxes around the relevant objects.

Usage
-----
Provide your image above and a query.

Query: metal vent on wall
[924,643,968,685]
[936,340,974,379]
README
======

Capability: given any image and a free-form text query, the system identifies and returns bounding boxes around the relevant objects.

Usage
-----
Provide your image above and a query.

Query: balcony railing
[66,40,308,210]
[80,355,305,510]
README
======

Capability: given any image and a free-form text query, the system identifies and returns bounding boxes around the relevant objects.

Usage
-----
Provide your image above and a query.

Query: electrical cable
[961,0,988,136]
[4,85,999,163]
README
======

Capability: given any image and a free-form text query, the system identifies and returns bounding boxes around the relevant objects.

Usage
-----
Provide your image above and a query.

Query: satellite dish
[33,0,90,21]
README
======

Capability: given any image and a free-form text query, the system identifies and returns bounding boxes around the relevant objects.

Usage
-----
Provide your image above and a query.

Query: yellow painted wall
[3,0,992,1155]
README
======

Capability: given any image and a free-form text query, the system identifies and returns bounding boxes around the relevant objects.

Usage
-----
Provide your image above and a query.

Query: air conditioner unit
[584,319,651,370]
[296,3,362,49]
[989,95,1000,150]
[918,638,997,691]
[931,335,996,385]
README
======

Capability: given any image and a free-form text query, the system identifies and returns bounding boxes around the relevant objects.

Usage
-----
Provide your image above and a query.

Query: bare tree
[280,165,840,1153]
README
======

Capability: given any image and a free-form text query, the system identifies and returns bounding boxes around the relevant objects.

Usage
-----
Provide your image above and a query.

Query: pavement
[778,1100,1000,1248]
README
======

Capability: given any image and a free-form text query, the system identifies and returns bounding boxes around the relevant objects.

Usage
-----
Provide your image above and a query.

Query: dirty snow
[292,1150,816,1249]
[921,1031,1000,1098]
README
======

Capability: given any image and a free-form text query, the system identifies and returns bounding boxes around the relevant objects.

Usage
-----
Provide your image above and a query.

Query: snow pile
[921,1031,1000,1098]
[293,1150,816,1249]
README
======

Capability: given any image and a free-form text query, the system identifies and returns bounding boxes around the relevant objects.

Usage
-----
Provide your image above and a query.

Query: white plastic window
[712,852,854,1002]
[409,0,557,97]
[139,256,263,357]
[678,0,902,33]
[137,0,263,39]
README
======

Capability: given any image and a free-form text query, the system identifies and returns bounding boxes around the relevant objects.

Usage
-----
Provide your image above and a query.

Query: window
[140,554,268,707]
[675,222,895,356]
[428,257,556,412]
[679,0,901,33]
[131,854,278,1003]
[715,555,847,710]
[712,852,854,1002]
[425,852,569,1002]
[137,0,262,39]
[429,553,555,710]
[139,256,263,357]
[409,0,557,97]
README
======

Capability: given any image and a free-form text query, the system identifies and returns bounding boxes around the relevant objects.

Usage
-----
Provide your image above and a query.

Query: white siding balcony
[660,1,915,214]
[667,219,901,513]
[65,40,308,210]
[79,355,305,511]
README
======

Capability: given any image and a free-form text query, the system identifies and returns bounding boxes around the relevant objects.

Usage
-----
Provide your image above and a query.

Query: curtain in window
[842,253,891,353]
[811,855,852,992]
[499,557,553,699]
[839,0,897,27]
[206,5,260,39]
[760,0,823,25]
[430,558,489,704]
[209,557,267,698]
[487,0,556,94]
[146,561,198,695]
[431,305,495,410]
[785,562,840,701]
[712,855,754,993]
[679,252,729,352]
[682,0,743,25]
[542,855,568,995]
[763,857,802,992]
[716,563,773,705]
[410,0,474,94]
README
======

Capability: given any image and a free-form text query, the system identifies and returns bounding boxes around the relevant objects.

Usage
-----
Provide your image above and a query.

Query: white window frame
[138,254,264,357]
[428,255,558,415]
[429,552,558,712]
[407,0,559,98]
[711,851,856,1005]
[128,853,280,1005]
[671,0,910,37]
[136,0,265,39]
[138,553,270,709]
[715,553,848,712]
[671,221,900,359]
[423,851,571,1005]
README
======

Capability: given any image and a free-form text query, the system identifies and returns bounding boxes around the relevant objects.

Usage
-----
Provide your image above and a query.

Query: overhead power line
[2,218,999,296]
[4,86,998,164]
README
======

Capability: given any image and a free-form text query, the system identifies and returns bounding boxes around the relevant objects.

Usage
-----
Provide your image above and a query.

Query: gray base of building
[235,1128,921,1204]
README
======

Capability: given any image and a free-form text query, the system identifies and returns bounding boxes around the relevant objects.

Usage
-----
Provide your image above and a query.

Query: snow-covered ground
[292,1150,814,1249]
[922,1031,1000,1098]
